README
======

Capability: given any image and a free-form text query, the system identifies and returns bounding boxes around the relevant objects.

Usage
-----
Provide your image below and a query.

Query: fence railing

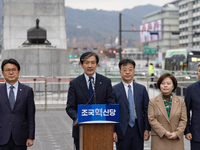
[0,69,197,111]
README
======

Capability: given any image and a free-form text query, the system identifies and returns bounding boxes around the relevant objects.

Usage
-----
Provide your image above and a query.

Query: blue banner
[78,104,119,124]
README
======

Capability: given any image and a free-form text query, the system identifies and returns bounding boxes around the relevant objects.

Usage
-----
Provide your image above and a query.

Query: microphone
[89,76,96,104]
[89,76,95,90]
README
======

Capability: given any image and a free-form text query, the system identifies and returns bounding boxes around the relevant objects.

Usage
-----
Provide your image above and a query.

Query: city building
[179,0,200,48]
[141,0,180,53]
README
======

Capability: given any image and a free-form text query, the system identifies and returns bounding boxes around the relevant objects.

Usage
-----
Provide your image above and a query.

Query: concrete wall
[1,46,69,77]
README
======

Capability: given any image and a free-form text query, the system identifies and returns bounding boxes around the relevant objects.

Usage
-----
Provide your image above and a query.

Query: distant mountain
[0,2,161,48]
[65,5,161,46]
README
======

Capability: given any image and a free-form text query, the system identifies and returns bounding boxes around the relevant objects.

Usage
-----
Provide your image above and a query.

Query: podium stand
[76,104,119,150]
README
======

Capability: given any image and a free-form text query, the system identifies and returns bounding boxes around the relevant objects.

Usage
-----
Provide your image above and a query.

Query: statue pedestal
[1,45,69,77]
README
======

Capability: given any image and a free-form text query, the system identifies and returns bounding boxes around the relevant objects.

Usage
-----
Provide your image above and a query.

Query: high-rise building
[179,0,200,48]
[141,0,200,52]
[141,0,181,53]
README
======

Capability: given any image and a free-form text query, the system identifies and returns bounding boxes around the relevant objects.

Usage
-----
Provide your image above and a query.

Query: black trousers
[74,138,79,150]
[116,120,143,150]
[0,134,27,150]
[191,140,200,150]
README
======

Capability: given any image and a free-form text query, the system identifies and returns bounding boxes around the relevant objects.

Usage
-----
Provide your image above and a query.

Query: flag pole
[119,13,122,61]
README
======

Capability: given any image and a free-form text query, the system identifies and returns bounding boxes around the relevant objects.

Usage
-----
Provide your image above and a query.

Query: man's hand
[113,132,118,142]
[185,133,192,140]
[26,139,34,147]
[144,130,150,141]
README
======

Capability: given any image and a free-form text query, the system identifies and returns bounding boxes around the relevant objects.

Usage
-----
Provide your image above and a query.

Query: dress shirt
[6,81,19,101]
[122,81,137,119]
[84,73,96,89]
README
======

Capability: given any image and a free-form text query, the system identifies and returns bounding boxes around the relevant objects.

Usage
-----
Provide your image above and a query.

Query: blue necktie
[9,86,15,110]
[128,85,135,127]
[89,80,93,104]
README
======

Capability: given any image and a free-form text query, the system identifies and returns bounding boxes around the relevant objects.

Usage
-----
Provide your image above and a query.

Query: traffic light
[69,55,78,58]
[100,50,103,54]
[113,50,116,54]
[122,50,125,53]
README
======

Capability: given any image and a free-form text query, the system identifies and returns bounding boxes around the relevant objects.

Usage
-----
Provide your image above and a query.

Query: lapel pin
[100,82,102,84]
[20,89,22,91]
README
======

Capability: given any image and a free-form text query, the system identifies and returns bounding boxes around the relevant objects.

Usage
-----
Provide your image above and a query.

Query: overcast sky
[65,0,174,11]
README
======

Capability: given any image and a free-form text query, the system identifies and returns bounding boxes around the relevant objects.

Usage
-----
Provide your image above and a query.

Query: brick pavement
[28,86,190,150]
[28,111,74,150]
[28,110,190,150]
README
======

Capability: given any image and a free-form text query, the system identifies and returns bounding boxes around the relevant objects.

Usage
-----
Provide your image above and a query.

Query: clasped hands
[165,131,178,139]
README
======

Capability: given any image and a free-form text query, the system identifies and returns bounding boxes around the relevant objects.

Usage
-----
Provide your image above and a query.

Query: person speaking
[66,52,115,150]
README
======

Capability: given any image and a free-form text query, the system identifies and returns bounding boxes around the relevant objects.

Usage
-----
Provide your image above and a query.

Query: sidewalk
[28,111,152,150]
[30,86,190,150]
[28,111,73,150]
[28,110,190,150]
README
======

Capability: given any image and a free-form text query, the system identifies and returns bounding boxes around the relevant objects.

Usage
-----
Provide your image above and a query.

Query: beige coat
[148,93,187,150]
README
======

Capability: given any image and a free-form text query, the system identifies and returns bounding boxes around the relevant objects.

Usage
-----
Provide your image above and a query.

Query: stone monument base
[1,45,69,77]
[1,45,69,92]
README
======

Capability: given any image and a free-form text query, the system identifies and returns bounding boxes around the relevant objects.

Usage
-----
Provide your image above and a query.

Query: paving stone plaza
[28,88,190,150]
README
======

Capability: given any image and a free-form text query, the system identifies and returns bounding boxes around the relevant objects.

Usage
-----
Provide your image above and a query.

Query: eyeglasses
[4,68,18,73]
[121,68,134,72]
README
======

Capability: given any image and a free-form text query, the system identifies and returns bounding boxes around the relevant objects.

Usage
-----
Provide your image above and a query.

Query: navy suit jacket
[184,81,200,141]
[66,73,115,139]
[0,82,35,145]
[113,81,151,139]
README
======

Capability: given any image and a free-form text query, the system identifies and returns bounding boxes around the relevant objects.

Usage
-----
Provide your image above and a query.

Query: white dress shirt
[84,73,96,89]
[6,81,19,101]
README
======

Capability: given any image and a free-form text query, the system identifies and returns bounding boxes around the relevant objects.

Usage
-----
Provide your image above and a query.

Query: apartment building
[179,0,200,48]
[141,0,180,53]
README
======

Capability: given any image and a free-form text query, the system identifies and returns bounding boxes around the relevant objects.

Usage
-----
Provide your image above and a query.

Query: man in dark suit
[66,52,115,150]
[113,59,150,150]
[0,58,35,150]
[185,62,200,150]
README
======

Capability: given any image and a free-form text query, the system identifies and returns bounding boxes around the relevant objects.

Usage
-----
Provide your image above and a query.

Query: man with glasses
[113,59,150,150]
[0,58,35,150]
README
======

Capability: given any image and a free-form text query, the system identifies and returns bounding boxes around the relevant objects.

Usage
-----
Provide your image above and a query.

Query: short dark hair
[1,58,20,71]
[118,59,136,69]
[80,52,99,65]
[157,73,177,92]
